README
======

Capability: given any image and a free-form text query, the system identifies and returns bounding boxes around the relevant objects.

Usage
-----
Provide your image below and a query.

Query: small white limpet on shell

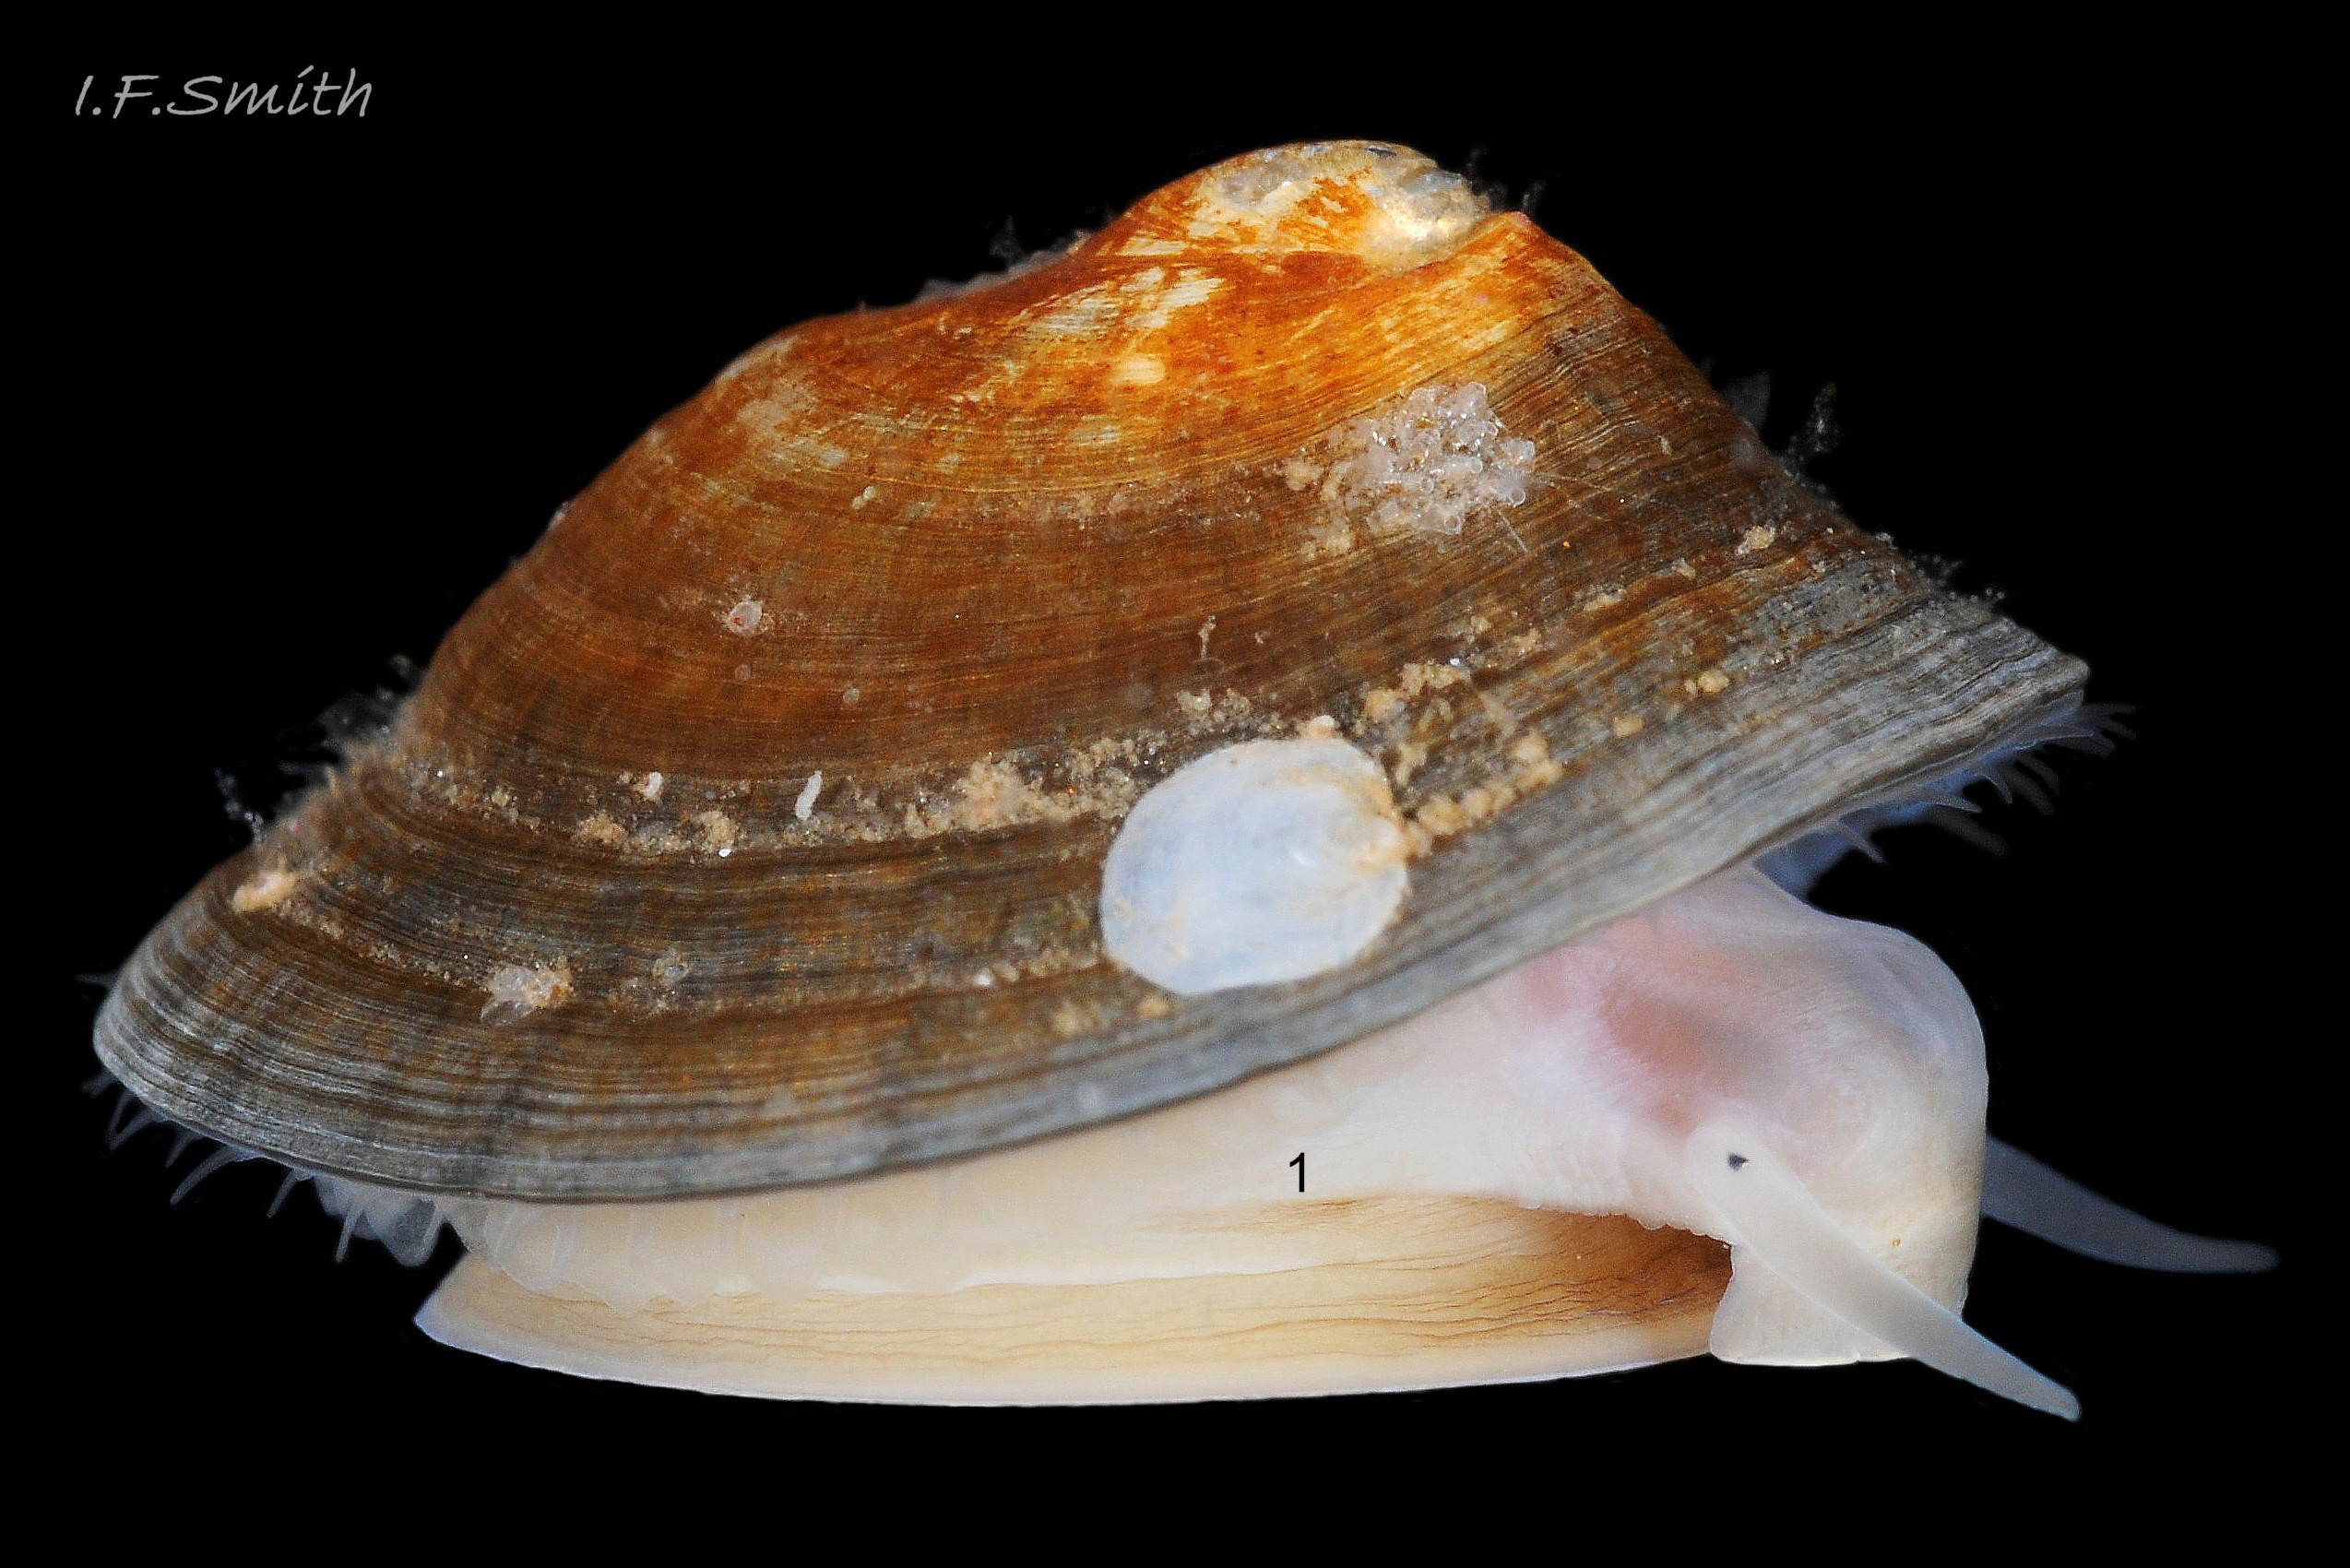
[1100,736,1409,994]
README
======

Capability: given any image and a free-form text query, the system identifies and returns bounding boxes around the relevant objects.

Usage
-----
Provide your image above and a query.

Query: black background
[30,46,2305,1515]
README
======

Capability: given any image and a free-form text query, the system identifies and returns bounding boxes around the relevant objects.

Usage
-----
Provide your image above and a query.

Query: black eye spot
[1727,1154,1749,1170]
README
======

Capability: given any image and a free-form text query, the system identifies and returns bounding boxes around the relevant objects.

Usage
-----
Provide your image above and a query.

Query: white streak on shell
[1098,737,1408,994]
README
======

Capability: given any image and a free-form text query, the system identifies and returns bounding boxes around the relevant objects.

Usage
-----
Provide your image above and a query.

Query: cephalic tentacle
[1684,1122,2081,1420]
[1980,1137,2278,1274]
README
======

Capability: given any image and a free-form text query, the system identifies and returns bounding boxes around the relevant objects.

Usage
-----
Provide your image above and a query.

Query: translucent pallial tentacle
[169,1145,246,1204]
[1981,1137,2278,1274]
[1686,1122,2080,1420]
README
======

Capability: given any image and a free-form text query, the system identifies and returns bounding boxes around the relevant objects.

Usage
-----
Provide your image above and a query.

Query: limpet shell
[95,140,2083,1204]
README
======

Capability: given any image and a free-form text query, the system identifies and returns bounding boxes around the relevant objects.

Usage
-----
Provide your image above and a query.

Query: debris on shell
[230,865,301,913]
[695,810,740,857]
[481,959,575,1022]
[1319,381,1537,540]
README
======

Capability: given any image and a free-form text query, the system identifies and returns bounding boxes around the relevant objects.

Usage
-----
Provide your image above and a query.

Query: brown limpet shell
[95,142,2083,1200]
